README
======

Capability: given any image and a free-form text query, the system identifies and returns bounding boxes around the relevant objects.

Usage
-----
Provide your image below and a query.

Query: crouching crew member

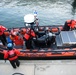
[63,20,76,31]
[23,28,36,49]
[10,32,24,49]
[3,43,20,69]
[0,25,7,46]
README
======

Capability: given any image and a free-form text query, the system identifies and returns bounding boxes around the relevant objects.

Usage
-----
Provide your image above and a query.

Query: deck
[0,60,76,75]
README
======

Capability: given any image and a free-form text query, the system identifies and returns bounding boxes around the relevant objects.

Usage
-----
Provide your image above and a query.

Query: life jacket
[0,30,3,35]
[0,25,7,35]
[31,30,36,37]
[24,33,30,40]
[23,29,36,40]
[10,35,24,46]
[67,20,76,29]
[8,49,17,61]
[13,36,24,46]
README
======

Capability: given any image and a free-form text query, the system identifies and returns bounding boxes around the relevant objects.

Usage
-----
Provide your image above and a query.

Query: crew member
[63,20,76,31]
[10,32,24,48]
[34,10,39,26]
[0,25,7,46]
[3,43,20,69]
[23,28,36,49]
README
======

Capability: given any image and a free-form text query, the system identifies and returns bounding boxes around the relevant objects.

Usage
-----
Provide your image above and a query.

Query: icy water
[0,0,76,28]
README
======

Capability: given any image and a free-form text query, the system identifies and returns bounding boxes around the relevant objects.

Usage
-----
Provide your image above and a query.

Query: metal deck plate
[56,34,63,47]
[60,31,76,45]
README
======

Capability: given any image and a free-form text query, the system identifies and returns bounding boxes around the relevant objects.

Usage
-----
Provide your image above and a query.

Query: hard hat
[7,43,13,50]
[34,10,37,18]
[24,14,35,23]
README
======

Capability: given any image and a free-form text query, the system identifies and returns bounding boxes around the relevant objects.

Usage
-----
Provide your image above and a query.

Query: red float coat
[3,49,20,61]
[0,25,7,35]
[10,35,24,46]
[67,20,76,29]
[24,29,36,40]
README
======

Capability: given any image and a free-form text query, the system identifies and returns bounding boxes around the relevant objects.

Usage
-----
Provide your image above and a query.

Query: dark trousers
[25,38,34,49]
[0,33,7,46]
[9,58,20,69]
[25,40,32,49]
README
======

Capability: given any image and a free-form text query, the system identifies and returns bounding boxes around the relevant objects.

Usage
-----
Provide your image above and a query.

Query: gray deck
[0,60,76,75]
[60,31,76,45]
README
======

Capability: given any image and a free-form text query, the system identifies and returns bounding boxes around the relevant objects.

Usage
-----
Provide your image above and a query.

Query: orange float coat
[10,34,24,46]
[67,20,76,29]
[0,25,7,35]
[24,29,36,40]
[3,49,20,61]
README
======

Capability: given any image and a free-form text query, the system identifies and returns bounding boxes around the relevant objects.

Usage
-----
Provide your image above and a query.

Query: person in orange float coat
[3,43,20,69]
[63,20,76,31]
[0,25,7,46]
[10,32,24,48]
[23,28,36,49]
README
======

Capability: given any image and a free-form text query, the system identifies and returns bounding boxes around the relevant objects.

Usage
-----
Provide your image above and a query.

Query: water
[0,1,76,74]
[0,0,76,28]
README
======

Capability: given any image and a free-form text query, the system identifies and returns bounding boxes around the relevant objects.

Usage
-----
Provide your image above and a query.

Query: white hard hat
[24,14,35,23]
